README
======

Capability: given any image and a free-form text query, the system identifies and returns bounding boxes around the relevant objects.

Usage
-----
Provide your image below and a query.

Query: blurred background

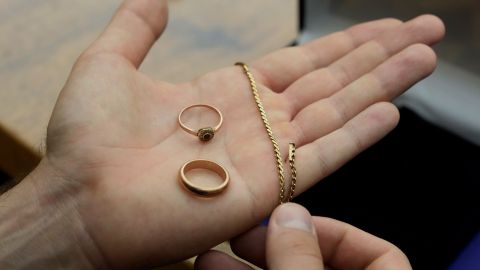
[297,1,480,270]
[1,0,479,269]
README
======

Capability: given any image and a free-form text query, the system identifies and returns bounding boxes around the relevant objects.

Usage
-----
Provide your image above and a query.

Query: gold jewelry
[236,62,287,204]
[178,104,223,142]
[287,143,297,202]
[179,159,229,196]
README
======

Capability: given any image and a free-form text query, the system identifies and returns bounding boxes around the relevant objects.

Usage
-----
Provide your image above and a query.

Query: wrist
[0,159,108,269]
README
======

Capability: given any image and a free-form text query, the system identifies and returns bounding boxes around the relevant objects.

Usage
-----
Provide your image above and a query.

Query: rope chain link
[236,62,298,204]
[288,143,297,202]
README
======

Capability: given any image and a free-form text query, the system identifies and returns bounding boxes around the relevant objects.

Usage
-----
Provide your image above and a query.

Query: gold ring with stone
[178,104,223,142]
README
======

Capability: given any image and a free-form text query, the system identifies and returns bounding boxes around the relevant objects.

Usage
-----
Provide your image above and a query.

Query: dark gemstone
[197,127,215,142]
[203,133,212,140]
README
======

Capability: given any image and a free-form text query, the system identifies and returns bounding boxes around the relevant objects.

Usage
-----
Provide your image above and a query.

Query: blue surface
[449,232,480,270]
[261,216,270,226]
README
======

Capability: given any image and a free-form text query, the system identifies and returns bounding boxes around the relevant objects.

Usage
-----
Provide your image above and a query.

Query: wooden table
[0,0,298,177]
[0,1,297,268]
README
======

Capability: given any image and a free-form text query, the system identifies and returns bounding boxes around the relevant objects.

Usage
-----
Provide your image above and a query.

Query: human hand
[0,0,444,268]
[195,203,411,270]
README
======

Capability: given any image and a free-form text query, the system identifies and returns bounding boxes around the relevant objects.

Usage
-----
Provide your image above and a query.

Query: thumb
[266,203,324,270]
[82,0,168,68]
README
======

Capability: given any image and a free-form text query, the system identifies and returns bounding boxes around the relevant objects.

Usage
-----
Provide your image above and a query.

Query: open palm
[41,0,444,268]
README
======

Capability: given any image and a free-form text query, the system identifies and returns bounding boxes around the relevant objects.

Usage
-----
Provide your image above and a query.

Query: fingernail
[274,203,313,233]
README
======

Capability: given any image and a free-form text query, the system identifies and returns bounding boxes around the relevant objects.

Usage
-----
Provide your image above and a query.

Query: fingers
[82,0,168,68]
[313,217,412,269]
[296,102,399,192]
[230,204,411,270]
[285,15,445,114]
[292,43,435,145]
[195,250,253,270]
[230,226,267,269]
[266,203,324,270]
[251,18,402,92]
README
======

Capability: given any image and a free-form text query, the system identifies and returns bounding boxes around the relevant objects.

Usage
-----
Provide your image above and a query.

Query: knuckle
[275,230,322,260]
[406,44,437,73]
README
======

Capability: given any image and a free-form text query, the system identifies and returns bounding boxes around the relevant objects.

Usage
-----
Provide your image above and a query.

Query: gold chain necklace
[236,62,297,204]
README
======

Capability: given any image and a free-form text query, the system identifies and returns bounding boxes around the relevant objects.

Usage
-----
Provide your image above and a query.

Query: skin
[0,0,445,269]
[195,203,412,270]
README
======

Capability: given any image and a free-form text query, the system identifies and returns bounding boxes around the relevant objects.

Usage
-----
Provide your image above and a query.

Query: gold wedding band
[179,159,229,196]
[178,104,223,142]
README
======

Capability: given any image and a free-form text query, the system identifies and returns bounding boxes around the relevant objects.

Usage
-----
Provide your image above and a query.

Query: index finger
[314,217,412,269]
[230,215,411,270]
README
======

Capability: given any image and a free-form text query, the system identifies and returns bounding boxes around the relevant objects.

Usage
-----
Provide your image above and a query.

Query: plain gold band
[178,104,223,136]
[179,159,229,196]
